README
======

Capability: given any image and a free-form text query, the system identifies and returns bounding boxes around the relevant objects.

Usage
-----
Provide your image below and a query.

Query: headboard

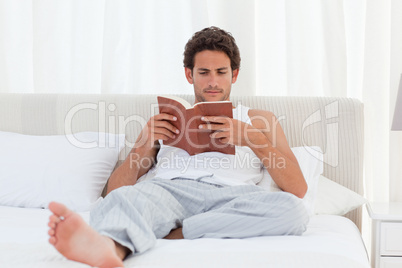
[0,93,364,229]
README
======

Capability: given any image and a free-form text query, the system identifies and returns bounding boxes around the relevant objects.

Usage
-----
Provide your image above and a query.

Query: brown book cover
[157,96,235,155]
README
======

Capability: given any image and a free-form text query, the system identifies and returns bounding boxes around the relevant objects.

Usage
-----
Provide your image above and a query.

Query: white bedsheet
[0,205,369,268]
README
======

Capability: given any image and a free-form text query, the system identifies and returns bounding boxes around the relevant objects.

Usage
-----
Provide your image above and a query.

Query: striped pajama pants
[89,177,309,254]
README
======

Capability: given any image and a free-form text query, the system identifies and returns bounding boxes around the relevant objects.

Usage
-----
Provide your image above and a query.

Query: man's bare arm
[200,110,307,198]
[246,109,307,198]
[106,144,159,195]
[106,113,179,195]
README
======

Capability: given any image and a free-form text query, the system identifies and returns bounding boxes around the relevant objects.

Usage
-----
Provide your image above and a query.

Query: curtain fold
[0,0,401,203]
[362,0,391,203]
[31,0,105,93]
[101,0,204,94]
[0,0,33,93]
[389,0,402,203]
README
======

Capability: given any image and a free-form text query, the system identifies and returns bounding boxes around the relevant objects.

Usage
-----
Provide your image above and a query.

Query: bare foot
[164,228,184,240]
[48,201,125,268]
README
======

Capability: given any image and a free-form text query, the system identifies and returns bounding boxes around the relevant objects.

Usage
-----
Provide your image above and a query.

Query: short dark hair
[183,26,241,71]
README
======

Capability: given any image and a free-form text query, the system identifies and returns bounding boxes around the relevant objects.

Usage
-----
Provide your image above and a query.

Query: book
[157,95,236,155]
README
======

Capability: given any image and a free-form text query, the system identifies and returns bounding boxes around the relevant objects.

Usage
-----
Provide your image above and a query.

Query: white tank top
[150,104,264,186]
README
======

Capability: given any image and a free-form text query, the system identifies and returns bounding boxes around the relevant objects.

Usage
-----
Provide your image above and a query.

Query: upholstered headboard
[0,94,364,228]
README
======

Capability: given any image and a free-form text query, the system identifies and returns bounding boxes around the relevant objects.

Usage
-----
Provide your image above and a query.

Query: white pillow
[0,131,125,211]
[257,146,323,216]
[314,175,367,215]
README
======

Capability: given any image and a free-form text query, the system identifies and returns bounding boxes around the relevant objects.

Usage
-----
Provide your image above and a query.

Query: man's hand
[198,116,266,148]
[135,113,180,152]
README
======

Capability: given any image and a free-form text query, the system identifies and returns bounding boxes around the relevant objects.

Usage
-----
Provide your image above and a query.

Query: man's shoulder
[248,108,276,119]
[247,108,278,129]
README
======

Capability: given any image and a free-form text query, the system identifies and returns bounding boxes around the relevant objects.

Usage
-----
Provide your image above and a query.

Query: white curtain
[389,0,402,203]
[1,0,402,203]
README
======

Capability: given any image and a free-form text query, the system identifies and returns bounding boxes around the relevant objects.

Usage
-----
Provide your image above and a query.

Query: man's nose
[208,74,218,87]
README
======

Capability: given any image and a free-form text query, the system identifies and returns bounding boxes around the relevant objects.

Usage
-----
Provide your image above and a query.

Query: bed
[0,94,369,267]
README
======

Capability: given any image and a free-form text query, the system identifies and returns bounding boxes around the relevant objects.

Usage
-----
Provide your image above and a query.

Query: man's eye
[219,72,227,75]
[199,72,207,75]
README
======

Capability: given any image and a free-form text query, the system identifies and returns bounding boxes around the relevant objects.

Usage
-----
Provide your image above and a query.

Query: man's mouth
[204,89,222,94]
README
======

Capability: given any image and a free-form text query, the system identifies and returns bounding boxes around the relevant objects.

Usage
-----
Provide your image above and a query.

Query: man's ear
[232,69,239,84]
[185,67,194,84]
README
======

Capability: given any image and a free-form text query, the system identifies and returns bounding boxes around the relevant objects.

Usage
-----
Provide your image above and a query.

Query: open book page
[158,95,232,109]
[158,95,192,109]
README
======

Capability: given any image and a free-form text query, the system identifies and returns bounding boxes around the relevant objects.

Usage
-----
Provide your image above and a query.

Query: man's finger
[155,113,178,122]
[210,130,230,139]
[154,120,180,135]
[198,123,227,131]
[201,116,230,123]
[153,127,177,139]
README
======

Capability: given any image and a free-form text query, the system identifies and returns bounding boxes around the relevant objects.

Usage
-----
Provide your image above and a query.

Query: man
[47,26,308,268]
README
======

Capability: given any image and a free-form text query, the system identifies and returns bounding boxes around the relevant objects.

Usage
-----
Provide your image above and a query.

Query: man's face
[185,50,239,103]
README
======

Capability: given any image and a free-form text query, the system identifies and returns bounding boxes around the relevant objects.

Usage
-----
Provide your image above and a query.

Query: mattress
[0,205,369,268]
